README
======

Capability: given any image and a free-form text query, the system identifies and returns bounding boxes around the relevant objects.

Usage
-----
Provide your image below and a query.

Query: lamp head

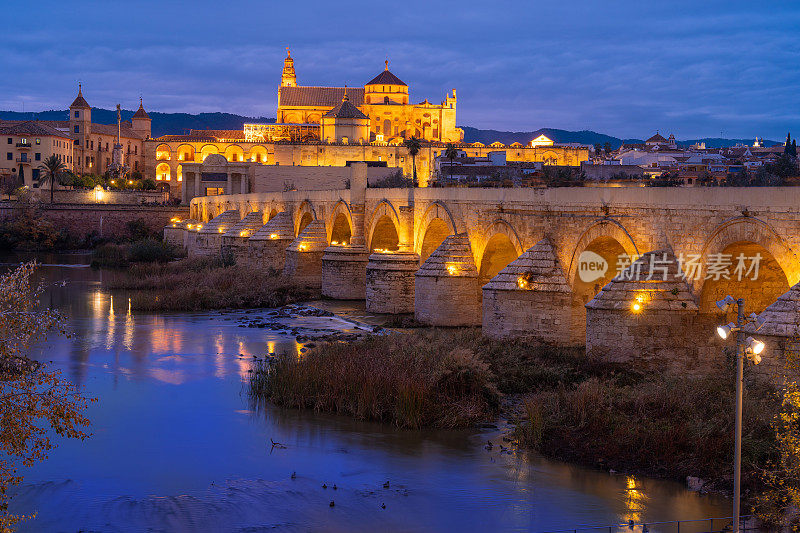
[716,295,736,312]
[745,336,765,357]
[716,322,737,340]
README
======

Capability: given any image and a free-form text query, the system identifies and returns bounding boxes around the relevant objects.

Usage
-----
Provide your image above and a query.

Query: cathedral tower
[281,48,297,87]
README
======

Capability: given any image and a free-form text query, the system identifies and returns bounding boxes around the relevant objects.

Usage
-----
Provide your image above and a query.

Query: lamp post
[715,295,765,533]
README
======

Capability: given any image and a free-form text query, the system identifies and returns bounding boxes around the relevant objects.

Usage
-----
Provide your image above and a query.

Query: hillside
[0,108,778,148]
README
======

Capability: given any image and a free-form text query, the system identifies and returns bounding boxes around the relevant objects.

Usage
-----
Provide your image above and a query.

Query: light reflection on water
[2,254,731,532]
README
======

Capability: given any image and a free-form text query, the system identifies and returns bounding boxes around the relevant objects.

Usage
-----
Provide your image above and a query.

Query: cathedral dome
[366,62,407,87]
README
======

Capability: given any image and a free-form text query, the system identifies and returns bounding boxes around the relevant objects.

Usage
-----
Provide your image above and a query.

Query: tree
[593,143,602,155]
[792,140,798,159]
[404,137,421,186]
[443,143,458,183]
[603,142,612,155]
[38,155,67,204]
[0,263,94,529]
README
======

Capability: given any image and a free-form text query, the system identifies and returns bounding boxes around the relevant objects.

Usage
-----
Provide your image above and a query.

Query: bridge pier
[247,212,294,271]
[365,251,420,314]
[284,219,328,288]
[222,211,264,263]
[322,246,370,299]
[192,209,241,257]
[415,233,481,326]
[585,250,721,374]
[482,239,581,344]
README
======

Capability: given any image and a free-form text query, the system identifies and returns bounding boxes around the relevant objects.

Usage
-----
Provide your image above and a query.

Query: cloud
[0,0,798,140]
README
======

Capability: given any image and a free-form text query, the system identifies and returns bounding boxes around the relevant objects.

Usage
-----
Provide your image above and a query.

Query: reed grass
[104,257,318,311]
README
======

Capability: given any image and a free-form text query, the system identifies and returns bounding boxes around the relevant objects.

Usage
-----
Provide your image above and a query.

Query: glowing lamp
[240,230,249,237]
[517,276,529,290]
[270,233,279,239]
[745,336,765,356]
[331,241,339,246]
[716,322,736,340]
[298,244,307,251]
[631,302,642,313]
[446,265,458,275]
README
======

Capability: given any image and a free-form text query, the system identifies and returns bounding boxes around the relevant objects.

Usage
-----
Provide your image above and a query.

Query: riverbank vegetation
[104,256,319,311]
[249,327,787,503]
[0,263,94,529]
[91,239,185,267]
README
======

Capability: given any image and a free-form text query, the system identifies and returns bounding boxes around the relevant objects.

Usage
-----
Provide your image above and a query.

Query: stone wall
[252,165,398,193]
[321,247,369,299]
[365,252,419,314]
[1,202,188,241]
[586,308,725,374]
[483,289,577,343]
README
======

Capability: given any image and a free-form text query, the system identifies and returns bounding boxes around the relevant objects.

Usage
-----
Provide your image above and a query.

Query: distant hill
[0,107,779,148]
[460,126,779,149]
[0,108,274,138]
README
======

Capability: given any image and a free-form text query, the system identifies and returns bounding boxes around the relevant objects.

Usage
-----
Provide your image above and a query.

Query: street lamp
[715,296,765,533]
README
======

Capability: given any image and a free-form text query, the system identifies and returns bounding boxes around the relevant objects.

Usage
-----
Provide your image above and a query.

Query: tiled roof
[280,86,365,107]
[223,211,265,239]
[416,233,477,278]
[250,212,294,241]
[189,129,246,140]
[646,133,668,143]
[132,100,150,120]
[288,220,328,252]
[366,68,407,87]
[70,88,90,109]
[483,239,570,292]
[90,122,145,140]
[198,210,241,235]
[586,249,698,311]
[154,134,218,142]
[0,120,72,138]
[750,280,800,338]
[323,97,369,120]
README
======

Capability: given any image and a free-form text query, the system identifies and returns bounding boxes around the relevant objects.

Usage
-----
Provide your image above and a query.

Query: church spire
[281,47,297,87]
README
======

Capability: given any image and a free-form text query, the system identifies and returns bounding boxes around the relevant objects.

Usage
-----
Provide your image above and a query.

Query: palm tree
[39,154,66,203]
[404,137,421,186]
[444,143,458,183]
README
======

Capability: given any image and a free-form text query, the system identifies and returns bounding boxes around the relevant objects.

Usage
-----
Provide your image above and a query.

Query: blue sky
[1,0,798,140]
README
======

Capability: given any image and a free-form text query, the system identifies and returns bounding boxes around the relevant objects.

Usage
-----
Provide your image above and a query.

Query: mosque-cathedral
[135,50,589,196]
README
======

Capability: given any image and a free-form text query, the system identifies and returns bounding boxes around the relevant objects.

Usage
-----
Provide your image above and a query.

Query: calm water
[3,253,730,532]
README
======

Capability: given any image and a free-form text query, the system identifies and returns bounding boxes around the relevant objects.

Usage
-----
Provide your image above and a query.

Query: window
[90,140,94,149]
[6,153,11,160]
[35,153,41,161]
[74,111,79,118]
[205,187,224,196]
[6,138,10,144]
[35,138,40,145]
[74,125,79,133]
[134,146,137,155]
[32,169,40,181]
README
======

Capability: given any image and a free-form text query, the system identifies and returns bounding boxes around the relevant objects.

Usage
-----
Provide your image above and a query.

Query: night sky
[1,0,797,140]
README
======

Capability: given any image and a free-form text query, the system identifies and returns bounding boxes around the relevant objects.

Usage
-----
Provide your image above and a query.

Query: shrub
[90,243,128,268]
[127,239,182,263]
[250,329,500,429]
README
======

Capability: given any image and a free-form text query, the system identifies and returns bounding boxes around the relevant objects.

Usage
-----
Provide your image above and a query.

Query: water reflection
[2,254,731,532]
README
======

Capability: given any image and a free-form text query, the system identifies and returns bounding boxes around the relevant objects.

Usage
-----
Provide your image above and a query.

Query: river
[3,253,731,532]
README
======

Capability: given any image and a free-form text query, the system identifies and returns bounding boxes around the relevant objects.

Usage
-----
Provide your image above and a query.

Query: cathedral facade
[276,51,462,144]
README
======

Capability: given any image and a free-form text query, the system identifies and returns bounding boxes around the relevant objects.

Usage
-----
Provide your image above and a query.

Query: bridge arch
[295,200,317,237]
[698,217,799,314]
[328,200,354,245]
[477,219,524,280]
[367,200,402,252]
[566,218,640,287]
[415,201,458,262]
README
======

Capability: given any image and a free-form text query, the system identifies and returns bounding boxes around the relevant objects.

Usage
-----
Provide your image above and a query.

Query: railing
[15,142,31,148]
[538,515,758,533]
[15,157,30,163]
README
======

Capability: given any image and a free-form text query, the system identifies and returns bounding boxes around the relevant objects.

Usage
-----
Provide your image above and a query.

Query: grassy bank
[250,329,500,428]
[104,256,319,311]
[249,328,780,494]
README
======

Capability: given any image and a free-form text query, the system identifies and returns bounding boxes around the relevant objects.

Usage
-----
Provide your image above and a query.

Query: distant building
[0,121,73,188]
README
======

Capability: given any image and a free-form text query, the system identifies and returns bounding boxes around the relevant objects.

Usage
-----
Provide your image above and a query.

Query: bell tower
[281,48,297,87]
[69,83,92,138]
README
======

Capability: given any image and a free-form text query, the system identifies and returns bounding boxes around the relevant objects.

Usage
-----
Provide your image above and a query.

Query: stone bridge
[171,163,800,375]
